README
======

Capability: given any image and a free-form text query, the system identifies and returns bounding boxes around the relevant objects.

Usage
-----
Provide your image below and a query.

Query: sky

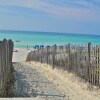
[0,0,100,35]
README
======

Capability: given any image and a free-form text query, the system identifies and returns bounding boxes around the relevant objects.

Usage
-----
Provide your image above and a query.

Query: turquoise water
[0,30,100,48]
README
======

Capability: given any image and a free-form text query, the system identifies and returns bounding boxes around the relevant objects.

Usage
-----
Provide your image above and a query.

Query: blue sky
[0,0,100,35]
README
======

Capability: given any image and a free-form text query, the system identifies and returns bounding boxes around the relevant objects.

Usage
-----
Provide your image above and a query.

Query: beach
[24,61,100,100]
[12,48,34,62]
[0,0,100,99]
[12,48,100,100]
[12,48,64,100]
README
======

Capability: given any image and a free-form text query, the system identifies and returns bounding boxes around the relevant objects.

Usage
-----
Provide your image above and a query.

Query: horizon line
[0,29,100,37]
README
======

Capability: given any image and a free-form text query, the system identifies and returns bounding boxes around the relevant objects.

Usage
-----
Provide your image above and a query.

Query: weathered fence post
[0,39,13,96]
[64,44,68,70]
[68,43,71,72]
[87,42,92,87]
[33,50,36,61]
[40,48,43,63]
[46,46,50,64]
[52,44,57,69]
[0,41,2,95]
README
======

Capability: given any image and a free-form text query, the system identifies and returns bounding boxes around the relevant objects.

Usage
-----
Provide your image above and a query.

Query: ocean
[0,30,100,48]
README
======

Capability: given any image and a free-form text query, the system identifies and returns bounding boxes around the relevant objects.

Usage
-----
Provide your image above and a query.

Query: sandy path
[13,62,65,100]
[24,61,100,100]
[12,48,34,62]
[12,48,100,100]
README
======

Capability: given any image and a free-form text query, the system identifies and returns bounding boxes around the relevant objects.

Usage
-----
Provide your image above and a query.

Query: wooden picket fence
[26,43,100,88]
[0,39,13,95]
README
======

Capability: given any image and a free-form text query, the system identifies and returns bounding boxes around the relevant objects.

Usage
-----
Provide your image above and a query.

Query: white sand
[12,48,34,62]
[12,48,100,100]
[24,61,100,100]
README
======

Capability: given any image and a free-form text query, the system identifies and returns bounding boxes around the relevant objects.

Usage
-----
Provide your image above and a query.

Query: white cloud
[0,0,100,21]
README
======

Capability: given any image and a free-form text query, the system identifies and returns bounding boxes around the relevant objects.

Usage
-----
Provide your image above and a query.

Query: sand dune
[24,61,100,100]
[12,48,100,100]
